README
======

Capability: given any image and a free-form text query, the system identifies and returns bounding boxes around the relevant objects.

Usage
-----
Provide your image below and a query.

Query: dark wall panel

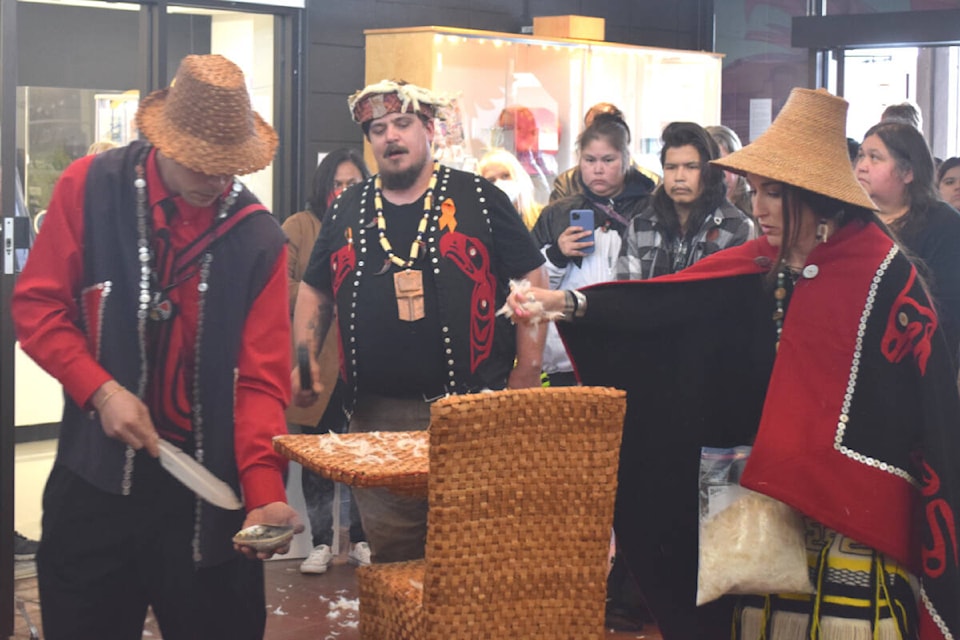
[308,44,365,95]
[527,0,580,16]
[308,1,377,47]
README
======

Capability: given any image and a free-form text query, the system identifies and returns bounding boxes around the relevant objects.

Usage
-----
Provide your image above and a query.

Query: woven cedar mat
[273,432,429,495]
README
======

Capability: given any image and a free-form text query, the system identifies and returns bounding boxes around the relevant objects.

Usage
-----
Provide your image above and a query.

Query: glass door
[842,47,919,143]
[839,45,960,159]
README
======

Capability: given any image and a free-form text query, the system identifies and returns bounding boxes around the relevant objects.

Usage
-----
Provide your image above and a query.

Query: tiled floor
[11,554,662,639]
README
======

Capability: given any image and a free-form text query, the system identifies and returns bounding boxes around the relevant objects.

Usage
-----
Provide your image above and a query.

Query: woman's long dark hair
[861,121,939,242]
[308,148,370,219]
[767,184,874,285]
[651,122,726,238]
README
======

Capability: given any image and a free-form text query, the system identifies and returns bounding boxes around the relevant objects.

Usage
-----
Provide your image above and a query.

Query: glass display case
[364,26,723,202]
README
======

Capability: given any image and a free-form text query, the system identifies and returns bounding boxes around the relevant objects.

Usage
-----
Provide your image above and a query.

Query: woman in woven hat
[504,88,960,640]
[856,122,960,367]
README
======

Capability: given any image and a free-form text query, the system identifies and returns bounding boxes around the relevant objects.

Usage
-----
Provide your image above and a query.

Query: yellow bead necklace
[374,162,439,268]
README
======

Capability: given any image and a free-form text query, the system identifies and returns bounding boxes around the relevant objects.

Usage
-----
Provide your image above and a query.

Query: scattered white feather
[330,596,359,612]
[314,432,428,465]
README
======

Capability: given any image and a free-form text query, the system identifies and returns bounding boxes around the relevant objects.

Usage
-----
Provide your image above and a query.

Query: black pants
[38,463,266,640]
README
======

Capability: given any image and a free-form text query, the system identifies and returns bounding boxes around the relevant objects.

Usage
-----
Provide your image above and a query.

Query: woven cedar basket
[358,386,627,640]
[273,431,428,495]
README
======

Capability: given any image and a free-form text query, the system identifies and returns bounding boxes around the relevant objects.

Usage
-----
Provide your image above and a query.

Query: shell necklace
[134,162,239,323]
[373,161,439,268]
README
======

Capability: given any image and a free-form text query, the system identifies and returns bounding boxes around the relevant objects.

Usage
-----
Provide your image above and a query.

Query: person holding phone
[616,121,754,281]
[549,101,662,203]
[531,113,655,387]
[530,112,656,631]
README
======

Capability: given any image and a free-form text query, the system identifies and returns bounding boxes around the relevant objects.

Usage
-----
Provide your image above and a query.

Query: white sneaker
[300,544,333,574]
[348,542,371,566]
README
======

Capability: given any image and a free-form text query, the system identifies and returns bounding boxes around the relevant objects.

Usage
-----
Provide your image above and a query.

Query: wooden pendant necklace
[373,161,439,268]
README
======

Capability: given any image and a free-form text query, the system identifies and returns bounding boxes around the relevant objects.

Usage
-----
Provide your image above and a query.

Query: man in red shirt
[12,54,301,639]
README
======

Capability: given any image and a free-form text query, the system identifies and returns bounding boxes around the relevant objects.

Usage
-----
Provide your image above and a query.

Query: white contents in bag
[696,446,814,606]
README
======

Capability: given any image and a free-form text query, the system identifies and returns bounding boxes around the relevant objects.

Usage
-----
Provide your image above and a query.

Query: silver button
[802,265,819,279]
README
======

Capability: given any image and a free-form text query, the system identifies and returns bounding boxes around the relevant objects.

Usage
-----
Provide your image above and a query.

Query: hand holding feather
[94,381,160,457]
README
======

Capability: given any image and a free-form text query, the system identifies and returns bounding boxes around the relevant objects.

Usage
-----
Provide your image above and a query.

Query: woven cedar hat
[348,79,448,126]
[135,54,278,176]
[712,88,877,211]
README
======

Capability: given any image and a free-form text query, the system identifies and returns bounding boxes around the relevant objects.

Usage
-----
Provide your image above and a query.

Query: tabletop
[273,431,429,496]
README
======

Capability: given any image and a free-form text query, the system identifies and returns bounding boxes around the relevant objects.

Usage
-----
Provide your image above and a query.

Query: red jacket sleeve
[11,155,113,408]
[233,246,293,510]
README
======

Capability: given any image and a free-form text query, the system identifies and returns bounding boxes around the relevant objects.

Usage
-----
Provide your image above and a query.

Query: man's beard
[380,154,427,191]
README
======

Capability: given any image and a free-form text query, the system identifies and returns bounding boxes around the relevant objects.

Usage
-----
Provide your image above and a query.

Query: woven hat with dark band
[712,88,877,211]
[135,54,278,177]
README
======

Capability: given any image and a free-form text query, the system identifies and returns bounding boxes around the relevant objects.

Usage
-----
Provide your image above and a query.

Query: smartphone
[297,345,313,391]
[569,209,595,255]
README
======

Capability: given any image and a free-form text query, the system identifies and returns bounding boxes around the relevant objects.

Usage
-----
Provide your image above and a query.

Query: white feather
[157,440,243,510]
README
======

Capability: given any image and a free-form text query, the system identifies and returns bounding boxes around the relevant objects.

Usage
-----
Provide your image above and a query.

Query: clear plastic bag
[696,446,814,606]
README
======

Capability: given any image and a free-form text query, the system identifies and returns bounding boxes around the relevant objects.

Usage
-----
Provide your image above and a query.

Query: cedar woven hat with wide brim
[135,54,278,177]
[712,88,877,211]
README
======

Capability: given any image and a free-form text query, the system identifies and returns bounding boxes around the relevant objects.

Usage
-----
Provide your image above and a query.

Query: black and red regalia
[558,218,960,640]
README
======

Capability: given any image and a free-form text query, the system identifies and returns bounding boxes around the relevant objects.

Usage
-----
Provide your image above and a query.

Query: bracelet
[562,290,576,321]
[95,386,123,412]
[571,289,587,318]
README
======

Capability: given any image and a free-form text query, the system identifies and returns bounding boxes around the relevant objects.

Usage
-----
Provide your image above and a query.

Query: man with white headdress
[293,80,548,563]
